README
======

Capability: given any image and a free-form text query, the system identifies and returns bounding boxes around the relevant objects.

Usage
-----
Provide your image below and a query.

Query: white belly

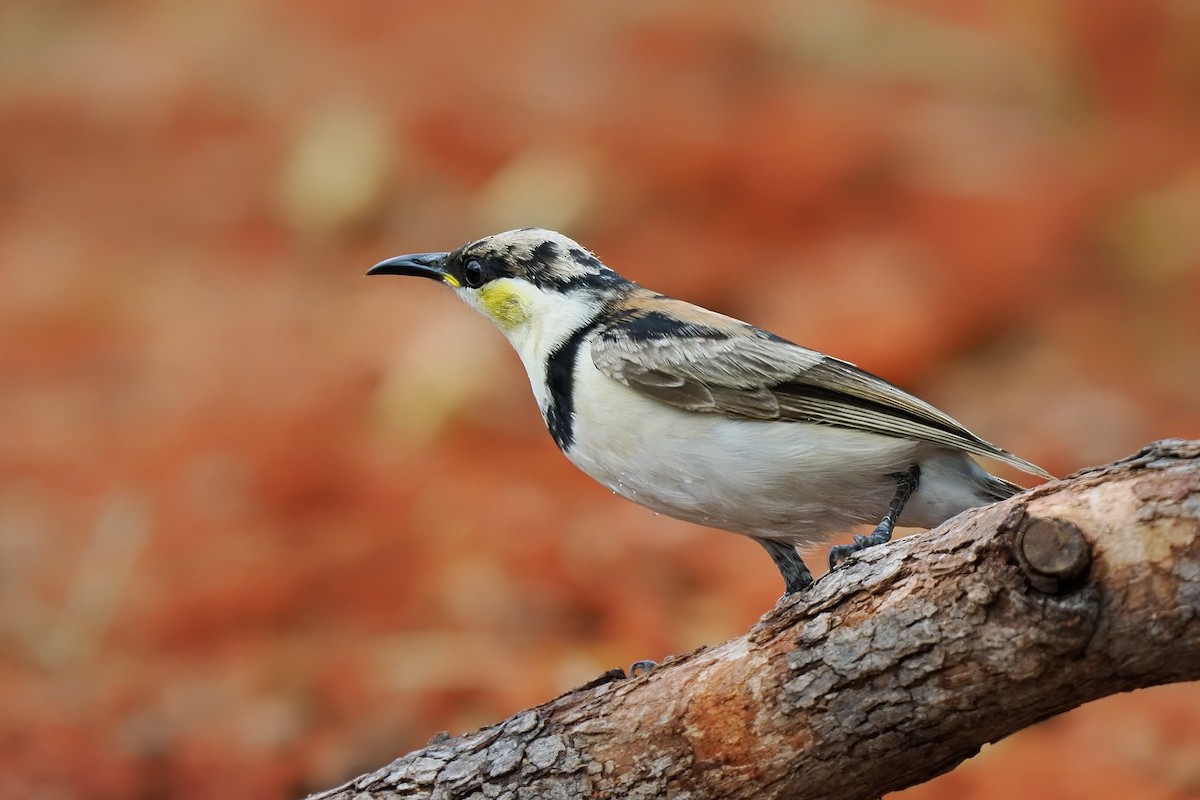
[560,358,938,547]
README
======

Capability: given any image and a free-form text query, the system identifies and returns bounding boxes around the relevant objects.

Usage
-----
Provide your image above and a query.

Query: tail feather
[985,446,1054,481]
[981,473,1027,501]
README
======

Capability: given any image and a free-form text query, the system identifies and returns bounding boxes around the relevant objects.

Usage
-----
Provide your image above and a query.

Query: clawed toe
[828,528,891,569]
[827,542,857,569]
[629,659,658,677]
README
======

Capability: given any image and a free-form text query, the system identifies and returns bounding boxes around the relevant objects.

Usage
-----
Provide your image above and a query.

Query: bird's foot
[828,465,921,570]
[828,523,894,568]
[629,659,658,677]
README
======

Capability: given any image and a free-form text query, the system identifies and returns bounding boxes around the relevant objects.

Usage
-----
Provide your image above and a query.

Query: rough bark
[309,439,1200,800]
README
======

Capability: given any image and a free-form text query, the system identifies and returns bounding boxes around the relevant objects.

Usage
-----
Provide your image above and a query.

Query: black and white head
[368,228,631,360]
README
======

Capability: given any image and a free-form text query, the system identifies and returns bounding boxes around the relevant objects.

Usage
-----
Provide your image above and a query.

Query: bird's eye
[462,259,485,288]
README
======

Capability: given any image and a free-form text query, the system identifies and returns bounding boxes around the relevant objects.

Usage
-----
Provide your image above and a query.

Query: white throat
[458,279,603,411]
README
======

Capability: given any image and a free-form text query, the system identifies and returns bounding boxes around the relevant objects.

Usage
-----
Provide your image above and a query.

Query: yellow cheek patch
[442,274,462,288]
[477,282,530,328]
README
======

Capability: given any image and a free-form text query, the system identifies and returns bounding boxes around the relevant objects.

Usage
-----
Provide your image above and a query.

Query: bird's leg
[828,464,921,569]
[758,538,815,595]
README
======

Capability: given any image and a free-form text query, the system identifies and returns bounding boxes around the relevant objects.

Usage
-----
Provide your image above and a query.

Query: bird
[367,228,1051,597]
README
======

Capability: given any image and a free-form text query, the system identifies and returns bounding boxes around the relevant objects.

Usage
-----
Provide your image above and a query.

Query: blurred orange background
[2,1,1199,798]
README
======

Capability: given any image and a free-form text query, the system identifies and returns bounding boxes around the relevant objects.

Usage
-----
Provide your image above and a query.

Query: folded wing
[590,302,1051,479]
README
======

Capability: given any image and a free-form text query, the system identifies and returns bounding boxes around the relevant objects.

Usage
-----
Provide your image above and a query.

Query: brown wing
[590,298,1051,479]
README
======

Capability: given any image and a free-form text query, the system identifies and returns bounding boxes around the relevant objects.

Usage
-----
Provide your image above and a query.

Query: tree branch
[310,439,1200,800]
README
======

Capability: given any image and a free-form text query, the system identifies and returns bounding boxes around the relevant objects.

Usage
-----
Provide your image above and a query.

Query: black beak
[366,252,450,281]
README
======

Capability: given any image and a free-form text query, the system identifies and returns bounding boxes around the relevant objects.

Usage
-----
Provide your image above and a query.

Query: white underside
[557,336,1000,547]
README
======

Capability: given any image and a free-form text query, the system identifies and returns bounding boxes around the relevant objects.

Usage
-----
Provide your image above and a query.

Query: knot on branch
[1012,513,1092,593]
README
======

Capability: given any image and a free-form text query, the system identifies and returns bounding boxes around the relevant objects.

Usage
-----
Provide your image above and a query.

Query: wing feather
[591,302,1051,479]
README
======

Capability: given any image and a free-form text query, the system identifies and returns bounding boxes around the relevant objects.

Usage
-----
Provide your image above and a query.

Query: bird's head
[368,228,630,356]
